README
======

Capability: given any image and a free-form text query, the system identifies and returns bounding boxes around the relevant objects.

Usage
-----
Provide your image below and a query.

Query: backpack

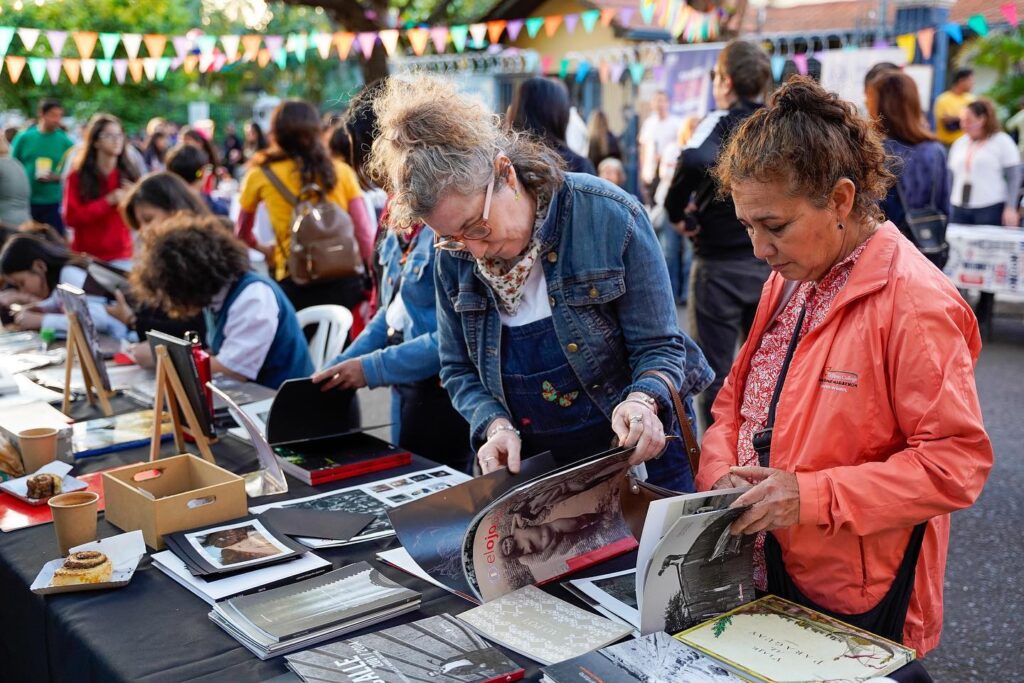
[261,166,365,285]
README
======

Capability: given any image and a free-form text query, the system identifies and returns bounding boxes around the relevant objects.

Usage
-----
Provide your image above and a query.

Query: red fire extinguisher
[185,330,213,417]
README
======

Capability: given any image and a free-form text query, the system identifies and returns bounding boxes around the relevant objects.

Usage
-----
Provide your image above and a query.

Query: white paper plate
[30,556,140,595]
[0,472,87,506]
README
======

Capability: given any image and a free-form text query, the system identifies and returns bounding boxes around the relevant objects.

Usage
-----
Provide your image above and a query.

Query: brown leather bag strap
[639,369,700,477]
[260,165,298,206]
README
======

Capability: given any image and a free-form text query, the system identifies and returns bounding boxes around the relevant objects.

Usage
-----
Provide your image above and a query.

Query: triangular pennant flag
[429,27,448,53]
[172,36,191,61]
[407,28,429,56]
[966,14,988,36]
[576,60,591,83]
[1002,2,1019,27]
[544,16,563,38]
[506,19,524,42]
[99,32,120,59]
[313,31,332,60]
[143,34,167,58]
[525,17,545,39]
[182,54,197,73]
[19,28,40,51]
[541,55,553,74]
[6,55,26,83]
[610,61,625,83]
[213,53,227,72]
[119,34,141,61]
[468,23,488,48]
[640,0,657,25]
[197,35,217,58]
[771,55,786,81]
[917,28,935,60]
[112,59,127,83]
[256,49,270,68]
[80,58,95,83]
[618,8,636,26]
[600,8,618,27]
[45,58,61,84]
[564,14,579,34]
[334,32,355,60]
[896,34,916,63]
[487,21,507,44]
[72,31,97,60]
[294,34,309,63]
[793,53,808,75]
[63,58,80,84]
[0,28,11,60]
[450,25,468,52]
[378,29,399,56]
[665,0,680,30]
[198,52,213,72]
[355,32,376,59]
[221,34,241,62]
[581,10,601,33]
[241,35,262,61]
[127,58,144,83]
[96,59,112,84]
[628,62,646,84]
[143,57,158,80]
[264,35,283,55]
[943,23,963,43]
[156,56,172,81]
[273,47,287,70]
[558,58,569,80]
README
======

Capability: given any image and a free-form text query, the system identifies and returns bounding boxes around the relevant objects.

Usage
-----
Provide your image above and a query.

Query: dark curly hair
[714,76,894,222]
[130,213,249,318]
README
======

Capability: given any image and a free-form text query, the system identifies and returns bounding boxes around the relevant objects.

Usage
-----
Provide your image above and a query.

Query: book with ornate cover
[541,631,742,683]
[674,595,916,682]
[285,614,525,683]
[456,585,631,665]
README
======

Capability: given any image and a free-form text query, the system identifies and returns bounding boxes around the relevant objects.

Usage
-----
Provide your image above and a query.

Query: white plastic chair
[296,305,353,372]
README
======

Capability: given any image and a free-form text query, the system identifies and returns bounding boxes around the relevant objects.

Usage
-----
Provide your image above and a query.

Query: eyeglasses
[99,132,125,141]
[433,175,495,252]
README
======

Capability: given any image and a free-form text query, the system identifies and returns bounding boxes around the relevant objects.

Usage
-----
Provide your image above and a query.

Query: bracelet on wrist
[487,424,521,440]
[623,394,658,413]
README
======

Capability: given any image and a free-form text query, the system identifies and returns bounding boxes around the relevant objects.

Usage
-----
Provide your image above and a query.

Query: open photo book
[388,446,642,603]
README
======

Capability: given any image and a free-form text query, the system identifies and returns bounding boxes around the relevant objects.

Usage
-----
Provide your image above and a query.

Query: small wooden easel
[62,311,114,416]
[149,344,216,463]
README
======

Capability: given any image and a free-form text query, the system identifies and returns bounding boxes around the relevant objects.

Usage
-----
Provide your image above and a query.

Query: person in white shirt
[638,90,683,205]
[948,98,1022,228]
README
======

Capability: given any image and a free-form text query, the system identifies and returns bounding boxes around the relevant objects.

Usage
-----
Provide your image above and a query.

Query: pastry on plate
[26,472,62,499]
[50,550,112,586]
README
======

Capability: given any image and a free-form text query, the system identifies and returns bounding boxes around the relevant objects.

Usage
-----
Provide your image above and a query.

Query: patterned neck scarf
[475,192,550,316]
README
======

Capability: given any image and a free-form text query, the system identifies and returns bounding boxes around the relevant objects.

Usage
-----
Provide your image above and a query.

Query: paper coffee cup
[49,491,99,556]
[18,427,59,474]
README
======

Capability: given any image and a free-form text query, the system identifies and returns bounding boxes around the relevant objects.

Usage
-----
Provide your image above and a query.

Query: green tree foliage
[964,28,1024,115]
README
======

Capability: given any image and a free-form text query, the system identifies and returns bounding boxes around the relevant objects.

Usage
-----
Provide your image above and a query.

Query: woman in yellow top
[235,100,375,311]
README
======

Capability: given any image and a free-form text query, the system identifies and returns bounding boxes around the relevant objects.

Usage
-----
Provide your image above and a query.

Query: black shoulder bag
[894,161,949,269]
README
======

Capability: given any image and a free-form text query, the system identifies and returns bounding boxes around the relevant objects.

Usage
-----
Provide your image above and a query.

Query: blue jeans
[659,227,692,304]
[951,203,1003,226]
[30,203,64,235]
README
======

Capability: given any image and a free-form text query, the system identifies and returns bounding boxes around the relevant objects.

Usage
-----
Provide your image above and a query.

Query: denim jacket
[330,227,442,387]
[435,172,713,446]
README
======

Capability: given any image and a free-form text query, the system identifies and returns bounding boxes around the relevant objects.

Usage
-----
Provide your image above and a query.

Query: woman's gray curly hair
[368,74,565,231]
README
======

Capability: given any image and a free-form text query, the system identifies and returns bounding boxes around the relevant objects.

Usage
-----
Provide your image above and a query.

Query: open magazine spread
[390,447,638,603]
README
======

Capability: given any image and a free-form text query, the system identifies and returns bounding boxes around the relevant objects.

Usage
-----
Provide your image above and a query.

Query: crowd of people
[0,40,999,658]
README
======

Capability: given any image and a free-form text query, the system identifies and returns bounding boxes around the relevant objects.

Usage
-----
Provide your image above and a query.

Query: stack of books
[208,562,420,659]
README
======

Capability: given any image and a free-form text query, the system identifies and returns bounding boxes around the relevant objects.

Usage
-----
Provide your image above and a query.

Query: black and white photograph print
[186,520,292,569]
[280,488,394,539]
[388,494,410,504]
[371,483,392,493]
[410,473,431,482]
[601,631,737,682]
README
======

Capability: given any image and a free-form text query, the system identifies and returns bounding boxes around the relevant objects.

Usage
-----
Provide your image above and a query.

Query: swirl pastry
[26,473,62,499]
[51,550,112,586]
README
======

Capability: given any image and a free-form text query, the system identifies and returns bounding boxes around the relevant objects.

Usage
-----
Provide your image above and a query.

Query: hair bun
[772,76,848,122]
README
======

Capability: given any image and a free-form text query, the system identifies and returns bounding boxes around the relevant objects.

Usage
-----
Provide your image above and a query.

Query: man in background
[638,90,681,205]
[934,68,975,147]
[10,98,74,235]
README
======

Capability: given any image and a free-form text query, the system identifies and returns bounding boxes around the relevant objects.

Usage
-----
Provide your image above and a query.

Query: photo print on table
[186,520,294,570]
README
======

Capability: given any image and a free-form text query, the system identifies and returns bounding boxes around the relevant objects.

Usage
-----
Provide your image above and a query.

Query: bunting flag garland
[563,14,579,34]
[944,22,963,43]
[600,8,617,27]
[543,15,562,38]
[241,34,262,60]
[407,27,429,56]
[80,57,95,83]
[1002,2,1019,28]
[0,27,13,58]
[172,35,191,61]
[73,31,97,59]
[98,32,120,59]
[378,29,399,56]
[916,27,935,60]
[356,31,376,59]
[640,0,657,26]
[575,59,590,82]
[487,20,506,44]
[156,56,172,81]
[449,25,468,52]
[127,58,144,83]
[896,33,916,63]
[966,14,988,36]
[113,58,128,84]
[525,17,545,39]
[45,58,61,84]
[18,28,40,51]
[429,26,448,52]
[312,31,332,60]
[27,57,45,84]
[334,32,355,60]
[792,53,808,75]
[222,34,241,61]
[628,62,646,85]
[46,30,67,56]
[6,55,26,83]
[62,57,80,84]
[468,23,487,49]
[770,54,786,81]
[142,57,158,81]
[120,33,141,60]
[256,49,270,68]
[95,58,112,84]
[273,45,287,70]
[581,9,601,33]
[144,34,167,59]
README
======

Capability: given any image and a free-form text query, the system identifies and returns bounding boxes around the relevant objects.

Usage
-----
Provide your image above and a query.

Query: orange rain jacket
[696,222,993,655]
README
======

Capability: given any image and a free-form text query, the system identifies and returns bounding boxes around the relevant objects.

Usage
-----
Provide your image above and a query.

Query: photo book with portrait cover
[163,516,308,578]
[388,446,642,603]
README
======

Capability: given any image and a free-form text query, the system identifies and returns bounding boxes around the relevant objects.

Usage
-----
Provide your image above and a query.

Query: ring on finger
[629,415,643,424]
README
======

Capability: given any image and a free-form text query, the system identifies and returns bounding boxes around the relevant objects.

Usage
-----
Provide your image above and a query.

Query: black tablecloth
[0,396,930,683]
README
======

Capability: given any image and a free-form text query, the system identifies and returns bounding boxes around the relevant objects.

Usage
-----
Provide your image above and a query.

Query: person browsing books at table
[129,213,313,389]
[696,78,993,657]
[367,75,712,491]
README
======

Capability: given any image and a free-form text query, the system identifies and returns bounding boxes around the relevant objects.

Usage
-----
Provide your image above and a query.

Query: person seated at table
[368,75,712,491]
[164,144,230,217]
[121,171,211,233]
[699,77,993,656]
[0,233,130,338]
[129,213,313,389]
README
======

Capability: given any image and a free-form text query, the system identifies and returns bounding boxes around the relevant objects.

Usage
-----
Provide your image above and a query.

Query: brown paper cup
[49,491,99,556]
[18,427,59,474]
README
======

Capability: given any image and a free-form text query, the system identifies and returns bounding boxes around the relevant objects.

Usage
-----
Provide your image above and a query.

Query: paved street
[356,301,1024,680]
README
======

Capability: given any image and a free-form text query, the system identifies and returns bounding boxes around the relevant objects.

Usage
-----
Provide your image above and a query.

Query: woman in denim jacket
[313,86,471,471]
[368,75,712,491]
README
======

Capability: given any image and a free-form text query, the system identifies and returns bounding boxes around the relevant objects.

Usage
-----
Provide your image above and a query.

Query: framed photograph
[185,520,294,571]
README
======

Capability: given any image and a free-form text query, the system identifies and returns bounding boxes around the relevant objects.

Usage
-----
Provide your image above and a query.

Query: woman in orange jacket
[698,77,992,657]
